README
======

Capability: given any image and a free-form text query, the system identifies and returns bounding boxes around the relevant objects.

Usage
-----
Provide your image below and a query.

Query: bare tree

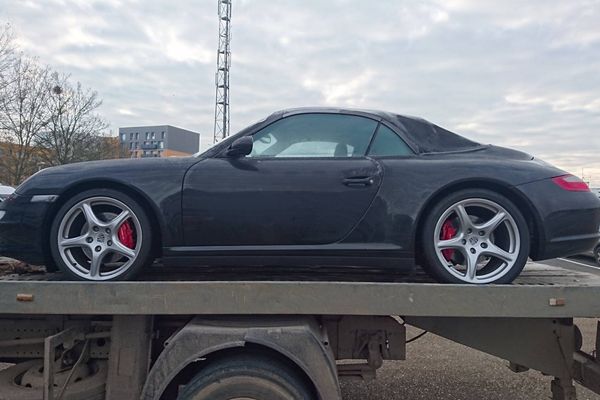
[0,27,117,185]
[36,73,110,166]
[0,56,51,185]
[0,24,14,89]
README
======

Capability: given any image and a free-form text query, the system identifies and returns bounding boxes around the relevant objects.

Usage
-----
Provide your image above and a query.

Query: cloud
[1,0,599,186]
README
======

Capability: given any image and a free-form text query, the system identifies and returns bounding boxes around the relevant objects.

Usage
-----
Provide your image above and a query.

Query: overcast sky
[1,0,599,185]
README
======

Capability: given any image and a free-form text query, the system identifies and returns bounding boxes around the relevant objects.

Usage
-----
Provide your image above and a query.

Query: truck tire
[177,353,314,400]
[50,188,153,281]
[0,359,106,400]
[421,188,530,284]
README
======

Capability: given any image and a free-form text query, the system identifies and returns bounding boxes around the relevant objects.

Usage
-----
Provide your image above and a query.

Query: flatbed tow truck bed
[0,262,598,400]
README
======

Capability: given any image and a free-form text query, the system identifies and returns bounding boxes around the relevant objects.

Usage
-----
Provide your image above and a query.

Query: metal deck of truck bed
[0,262,599,318]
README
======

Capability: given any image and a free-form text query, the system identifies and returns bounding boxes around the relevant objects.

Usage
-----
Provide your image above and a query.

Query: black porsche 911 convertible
[1,108,599,283]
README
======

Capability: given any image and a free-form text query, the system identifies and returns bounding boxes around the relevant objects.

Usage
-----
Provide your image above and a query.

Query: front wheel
[421,189,530,284]
[50,189,153,281]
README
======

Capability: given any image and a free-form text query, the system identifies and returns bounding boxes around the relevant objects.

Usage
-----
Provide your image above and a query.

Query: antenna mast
[213,0,232,143]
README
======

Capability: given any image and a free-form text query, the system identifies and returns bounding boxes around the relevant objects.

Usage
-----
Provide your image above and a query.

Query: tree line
[0,24,124,186]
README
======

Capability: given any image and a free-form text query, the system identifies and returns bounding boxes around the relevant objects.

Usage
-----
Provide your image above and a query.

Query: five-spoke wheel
[50,189,152,281]
[422,189,529,284]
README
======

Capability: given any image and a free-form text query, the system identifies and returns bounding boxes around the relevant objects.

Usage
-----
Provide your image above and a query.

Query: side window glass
[252,132,277,155]
[249,114,377,158]
[368,125,413,157]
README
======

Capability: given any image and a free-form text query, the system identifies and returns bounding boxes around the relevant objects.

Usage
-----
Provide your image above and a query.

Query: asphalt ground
[341,256,600,400]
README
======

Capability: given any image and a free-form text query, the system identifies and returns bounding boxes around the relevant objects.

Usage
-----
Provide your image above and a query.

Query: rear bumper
[0,194,50,265]
[516,179,600,260]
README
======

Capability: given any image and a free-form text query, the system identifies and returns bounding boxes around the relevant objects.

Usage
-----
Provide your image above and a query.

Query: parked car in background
[1,108,600,283]
[575,188,599,265]
[0,185,15,202]
[585,243,600,265]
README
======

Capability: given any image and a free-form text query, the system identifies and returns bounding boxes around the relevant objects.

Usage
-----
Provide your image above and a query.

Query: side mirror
[226,136,253,157]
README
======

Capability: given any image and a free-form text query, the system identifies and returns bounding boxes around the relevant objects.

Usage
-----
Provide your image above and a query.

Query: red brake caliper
[441,219,457,261]
[117,220,136,249]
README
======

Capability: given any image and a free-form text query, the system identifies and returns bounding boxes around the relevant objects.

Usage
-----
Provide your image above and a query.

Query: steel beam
[1,280,600,317]
[105,315,153,400]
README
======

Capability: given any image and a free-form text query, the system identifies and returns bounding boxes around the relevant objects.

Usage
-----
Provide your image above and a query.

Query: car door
[181,113,383,247]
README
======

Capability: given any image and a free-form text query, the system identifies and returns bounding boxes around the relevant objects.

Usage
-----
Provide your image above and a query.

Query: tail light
[552,174,590,192]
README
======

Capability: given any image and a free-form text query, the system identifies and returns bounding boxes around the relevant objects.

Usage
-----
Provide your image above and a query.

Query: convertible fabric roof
[383,113,482,154]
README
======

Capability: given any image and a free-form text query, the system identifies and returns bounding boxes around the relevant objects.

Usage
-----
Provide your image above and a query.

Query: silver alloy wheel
[57,196,142,281]
[433,198,521,284]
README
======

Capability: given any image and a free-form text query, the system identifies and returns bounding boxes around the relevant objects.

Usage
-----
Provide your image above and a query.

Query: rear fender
[141,316,340,400]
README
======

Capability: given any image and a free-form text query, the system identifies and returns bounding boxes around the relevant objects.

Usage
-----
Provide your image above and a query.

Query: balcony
[140,143,158,150]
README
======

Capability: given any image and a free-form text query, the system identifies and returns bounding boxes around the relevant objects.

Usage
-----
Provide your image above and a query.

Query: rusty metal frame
[43,326,87,400]
[324,316,405,380]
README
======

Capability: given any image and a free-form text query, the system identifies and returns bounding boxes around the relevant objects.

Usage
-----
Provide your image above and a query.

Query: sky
[1,0,599,185]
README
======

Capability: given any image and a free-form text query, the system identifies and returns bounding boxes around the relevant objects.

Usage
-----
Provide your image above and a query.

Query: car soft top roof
[279,107,482,154]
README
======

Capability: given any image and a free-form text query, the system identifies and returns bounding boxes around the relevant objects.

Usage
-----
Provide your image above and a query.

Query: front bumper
[516,179,600,260]
[0,194,52,265]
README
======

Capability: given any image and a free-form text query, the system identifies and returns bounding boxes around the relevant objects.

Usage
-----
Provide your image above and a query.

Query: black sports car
[1,108,599,283]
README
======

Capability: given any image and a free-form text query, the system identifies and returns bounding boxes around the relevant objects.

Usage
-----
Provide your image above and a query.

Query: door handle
[343,176,375,187]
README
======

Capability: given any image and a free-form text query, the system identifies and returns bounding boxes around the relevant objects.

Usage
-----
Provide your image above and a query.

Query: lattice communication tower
[213,0,232,143]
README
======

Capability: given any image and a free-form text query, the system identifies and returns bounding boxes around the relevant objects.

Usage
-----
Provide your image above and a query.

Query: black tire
[421,189,530,284]
[594,245,600,266]
[50,188,153,281]
[177,353,315,400]
[0,360,106,400]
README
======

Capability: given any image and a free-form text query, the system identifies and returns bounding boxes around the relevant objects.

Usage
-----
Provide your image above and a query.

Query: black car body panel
[1,107,599,270]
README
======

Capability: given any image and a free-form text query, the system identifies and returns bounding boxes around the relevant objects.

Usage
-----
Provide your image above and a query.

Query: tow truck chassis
[0,263,598,399]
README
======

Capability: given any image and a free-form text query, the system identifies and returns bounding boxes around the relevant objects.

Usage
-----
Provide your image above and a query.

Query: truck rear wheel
[177,353,314,400]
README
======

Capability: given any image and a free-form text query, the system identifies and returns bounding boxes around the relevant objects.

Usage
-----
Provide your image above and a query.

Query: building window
[129,143,133,150]
[161,131,165,139]
[159,141,164,149]
[151,132,155,139]
[129,133,133,140]
[135,132,139,140]
[145,132,149,140]
[121,134,126,141]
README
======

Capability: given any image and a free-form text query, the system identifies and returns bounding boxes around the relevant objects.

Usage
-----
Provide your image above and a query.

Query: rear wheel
[50,188,153,281]
[177,353,314,400]
[421,189,530,284]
